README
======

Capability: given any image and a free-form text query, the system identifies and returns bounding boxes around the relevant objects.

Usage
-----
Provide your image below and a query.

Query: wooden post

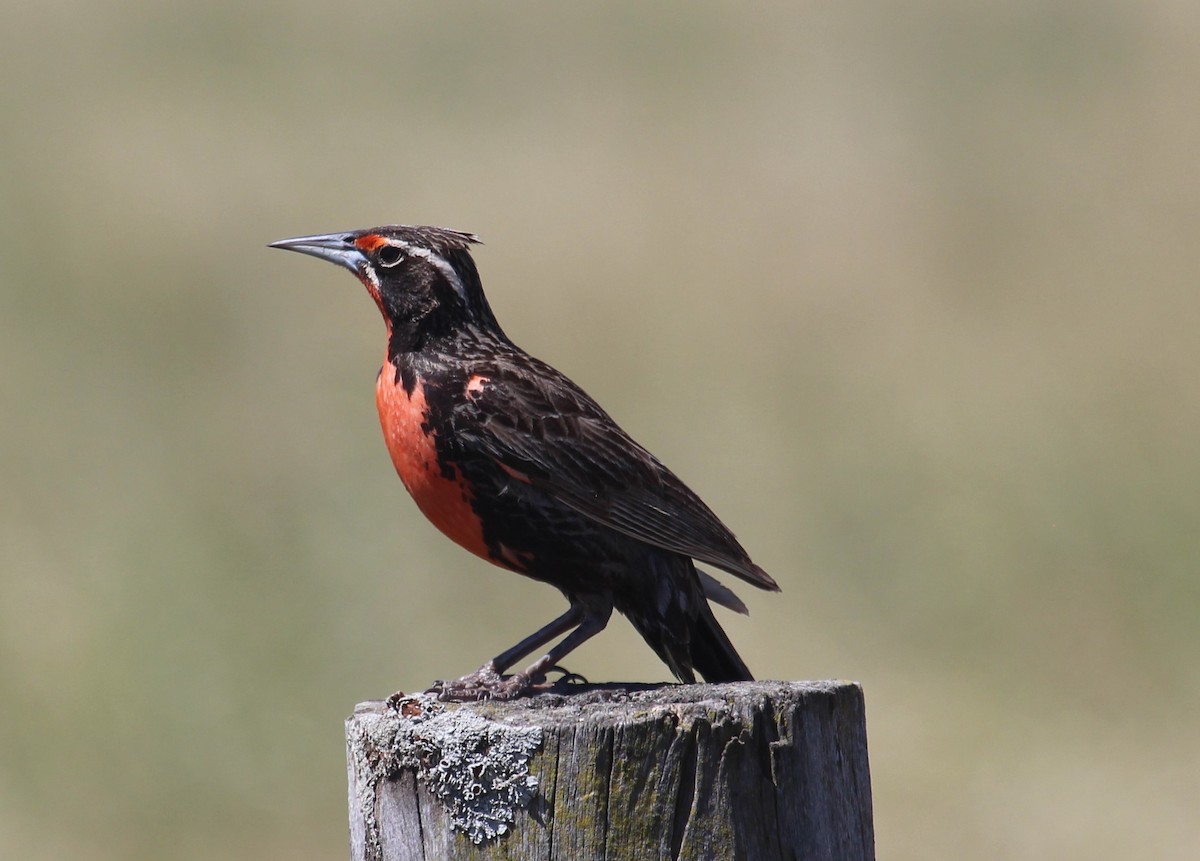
[346,681,874,861]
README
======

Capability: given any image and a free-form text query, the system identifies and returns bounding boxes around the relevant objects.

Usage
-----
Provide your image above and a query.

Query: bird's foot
[546,664,589,687]
[429,662,590,702]
[429,664,537,702]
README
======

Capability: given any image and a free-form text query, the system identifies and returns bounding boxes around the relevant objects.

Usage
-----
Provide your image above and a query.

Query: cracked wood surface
[347,680,874,861]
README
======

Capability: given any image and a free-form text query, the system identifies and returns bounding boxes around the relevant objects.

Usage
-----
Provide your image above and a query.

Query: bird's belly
[375,368,493,562]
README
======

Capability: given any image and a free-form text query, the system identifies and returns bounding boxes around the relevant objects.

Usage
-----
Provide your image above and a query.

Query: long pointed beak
[269,231,367,274]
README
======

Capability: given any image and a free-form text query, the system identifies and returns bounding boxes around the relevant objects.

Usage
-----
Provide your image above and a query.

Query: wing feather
[453,354,780,593]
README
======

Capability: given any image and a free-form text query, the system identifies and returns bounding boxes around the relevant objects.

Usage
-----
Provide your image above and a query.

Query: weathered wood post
[346,681,873,861]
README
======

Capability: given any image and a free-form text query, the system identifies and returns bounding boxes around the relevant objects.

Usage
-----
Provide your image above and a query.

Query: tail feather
[689,601,754,682]
[697,568,748,615]
[623,554,756,684]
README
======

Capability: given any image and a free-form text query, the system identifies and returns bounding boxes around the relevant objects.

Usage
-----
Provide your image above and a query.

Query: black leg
[490,604,586,674]
[434,603,611,701]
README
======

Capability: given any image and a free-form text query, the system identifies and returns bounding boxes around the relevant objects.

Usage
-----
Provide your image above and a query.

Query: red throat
[375,364,493,564]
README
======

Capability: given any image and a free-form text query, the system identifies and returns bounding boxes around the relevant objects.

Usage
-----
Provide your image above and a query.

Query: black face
[270,225,503,355]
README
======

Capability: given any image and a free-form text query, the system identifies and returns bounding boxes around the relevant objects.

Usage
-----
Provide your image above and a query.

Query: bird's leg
[482,608,611,701]
[490,604,586,674]
[433,604,587,701]
[434,604,611,701]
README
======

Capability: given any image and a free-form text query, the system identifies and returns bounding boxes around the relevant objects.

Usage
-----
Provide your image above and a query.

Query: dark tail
[689,600,754,682]
[624,554,756,683]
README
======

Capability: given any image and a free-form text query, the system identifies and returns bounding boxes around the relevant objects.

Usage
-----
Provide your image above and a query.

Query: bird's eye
[378,245,404,267]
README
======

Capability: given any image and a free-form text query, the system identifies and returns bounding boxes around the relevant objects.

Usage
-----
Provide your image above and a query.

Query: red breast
[375,367,492,562]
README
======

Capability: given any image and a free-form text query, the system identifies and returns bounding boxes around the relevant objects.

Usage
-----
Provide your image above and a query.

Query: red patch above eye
[354,234,389,252]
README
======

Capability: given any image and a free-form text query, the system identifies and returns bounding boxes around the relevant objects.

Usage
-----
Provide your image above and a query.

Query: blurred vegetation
[2,1,1197,859]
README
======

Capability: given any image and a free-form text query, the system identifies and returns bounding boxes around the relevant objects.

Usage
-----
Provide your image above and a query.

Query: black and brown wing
[450,352,781,593]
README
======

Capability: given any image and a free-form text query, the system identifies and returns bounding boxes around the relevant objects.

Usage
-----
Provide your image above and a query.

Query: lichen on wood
[347,681,874,861]
[348,693,543,854]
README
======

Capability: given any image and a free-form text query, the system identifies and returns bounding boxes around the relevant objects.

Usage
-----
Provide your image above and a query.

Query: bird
[270,225,779,700]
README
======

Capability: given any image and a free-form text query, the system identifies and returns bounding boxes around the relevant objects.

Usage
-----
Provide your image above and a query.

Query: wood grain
[346,681,874,861]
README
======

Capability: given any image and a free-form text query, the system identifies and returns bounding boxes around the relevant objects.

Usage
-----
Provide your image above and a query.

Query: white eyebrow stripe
[393,243,468,301]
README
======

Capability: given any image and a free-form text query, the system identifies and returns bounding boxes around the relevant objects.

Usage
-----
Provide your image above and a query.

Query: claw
[432,662,536,702]
[545,664,589,686]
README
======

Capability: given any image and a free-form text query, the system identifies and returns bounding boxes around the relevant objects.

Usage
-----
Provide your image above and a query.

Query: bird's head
[270,225,503,353]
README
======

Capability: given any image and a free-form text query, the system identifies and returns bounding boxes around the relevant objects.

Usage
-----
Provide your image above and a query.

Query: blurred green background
[2,1,1197,859]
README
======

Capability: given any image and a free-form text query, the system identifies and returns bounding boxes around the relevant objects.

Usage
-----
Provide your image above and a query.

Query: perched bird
[270,226,779,699]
